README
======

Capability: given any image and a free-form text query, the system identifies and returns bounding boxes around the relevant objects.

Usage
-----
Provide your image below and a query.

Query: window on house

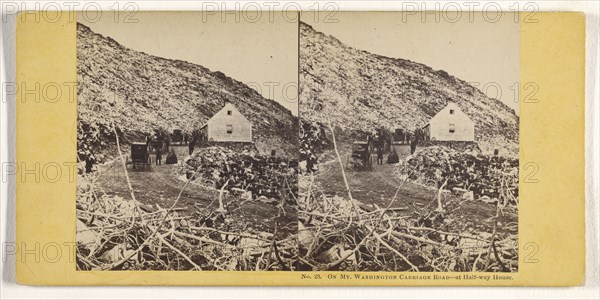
[227,124,233,134]
[449,123,455,133]
[227,110,232,116]
[450,109,455,114]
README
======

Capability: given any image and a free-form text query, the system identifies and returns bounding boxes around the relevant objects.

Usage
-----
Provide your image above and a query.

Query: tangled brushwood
[76,172,298,271]
[298,173,518,272]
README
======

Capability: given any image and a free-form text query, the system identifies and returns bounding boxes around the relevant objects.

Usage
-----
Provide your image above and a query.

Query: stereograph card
[14,10,585,286]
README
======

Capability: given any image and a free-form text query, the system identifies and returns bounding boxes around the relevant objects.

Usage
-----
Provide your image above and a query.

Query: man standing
[410,135,418,155]
[164,135,170,152]
[155,147,162,165]
[188,138,196,155]
[377,146,384,165]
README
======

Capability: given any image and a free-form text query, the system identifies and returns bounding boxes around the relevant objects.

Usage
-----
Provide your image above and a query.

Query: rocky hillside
[300,22,519,157]
[77,23,298,158]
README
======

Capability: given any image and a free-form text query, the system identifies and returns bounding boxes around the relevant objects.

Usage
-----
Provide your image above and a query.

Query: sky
[78,11,299,115]
[302,11,520,113]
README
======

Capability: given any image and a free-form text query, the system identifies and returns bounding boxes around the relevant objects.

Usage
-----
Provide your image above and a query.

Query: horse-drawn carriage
[347,141,373,171]
[171,129,184,145]
[127,142,151,171]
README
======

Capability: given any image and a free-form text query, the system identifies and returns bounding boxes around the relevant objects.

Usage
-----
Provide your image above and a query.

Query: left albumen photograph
[75,12,300,271]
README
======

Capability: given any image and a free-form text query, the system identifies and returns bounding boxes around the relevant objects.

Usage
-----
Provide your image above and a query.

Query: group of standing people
[368,130,389,165]
[146,129,181,165]
[395,128,426,154]
[367,127,427,167]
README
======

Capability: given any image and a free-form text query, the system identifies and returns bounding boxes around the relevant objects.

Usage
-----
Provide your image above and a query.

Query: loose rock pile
[396,146,519,205]
[179,146,298,203]
[299,120,330,173]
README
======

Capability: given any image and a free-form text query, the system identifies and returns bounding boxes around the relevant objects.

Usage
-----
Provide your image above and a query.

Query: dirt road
[95,145,297,235]
[316,144,515,233]
[318,145,432,205]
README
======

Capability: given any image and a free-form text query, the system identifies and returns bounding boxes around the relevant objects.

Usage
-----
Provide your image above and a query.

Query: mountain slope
[77,23,298,157]
[299,22,519,156]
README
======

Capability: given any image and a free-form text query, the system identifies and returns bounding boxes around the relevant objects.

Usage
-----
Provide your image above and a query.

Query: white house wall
[428,104,475,141]
[207,104,253,142]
